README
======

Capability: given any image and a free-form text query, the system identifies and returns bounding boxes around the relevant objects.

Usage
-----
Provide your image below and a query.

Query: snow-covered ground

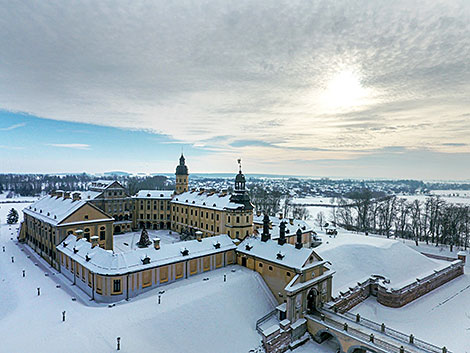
[113,229,182,253]
[0,201,32,225]
[351,271,470,353]
[0,221,277,353]
[314,230,449,295]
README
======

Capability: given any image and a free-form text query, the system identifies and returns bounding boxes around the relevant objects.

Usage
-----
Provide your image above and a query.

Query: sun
[321,70,369,111]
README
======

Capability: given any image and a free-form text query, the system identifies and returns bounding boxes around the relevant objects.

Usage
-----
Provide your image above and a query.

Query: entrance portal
[307,288,318,314]
[241,257,247,267]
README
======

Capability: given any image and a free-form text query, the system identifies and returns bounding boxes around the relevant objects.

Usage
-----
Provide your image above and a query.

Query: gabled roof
[89,180,124,191]
[134,190,174,199]
[171,190,248,211]
[253,215,313,239]
[237,236,320,270]
[24,195,112,226]
[57,234,236,276]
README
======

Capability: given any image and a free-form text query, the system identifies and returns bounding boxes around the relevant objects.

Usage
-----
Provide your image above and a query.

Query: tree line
[331,189,470,251]
[0,174,170,197]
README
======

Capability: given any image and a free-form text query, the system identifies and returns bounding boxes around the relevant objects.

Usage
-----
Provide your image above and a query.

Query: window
[236,216,240,223]
[286,272,291,277]
[100,231,105,241]
[269,266,273,271]
[113,279,121,293]
[228,216,231,223]
[259,263,263,268]
[246,216,249,222]
[84,215,89,220]
[216,214,219,221]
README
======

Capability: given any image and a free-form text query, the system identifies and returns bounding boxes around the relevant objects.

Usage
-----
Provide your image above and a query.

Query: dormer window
[141,256,151,265]
[245,244,252,251]
[202,202,206,205]
[276,252,285,260]
[213,203,216,207]
[160,194,163,197]
[73,247,78,254]
[63,242,68,248]
[192,201,195,204]
[181,248,189,256]
[47,212,50,216]
[85,254,91,262]
[213,242,221,249]
[147,193,151,197]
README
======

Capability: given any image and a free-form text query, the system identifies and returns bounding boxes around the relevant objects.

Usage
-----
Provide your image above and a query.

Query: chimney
[64,191,71,199]
[278,221,286,246]
[289,218,294,225]
[278,213,283,220]
[153,238,161,250]
[90,236,99,248]
[196,231,203,242]
[256,210,261,217]
[72,192,81,201]
[75,229,83,240]
[261,214,270,242]
[295,228,303,249]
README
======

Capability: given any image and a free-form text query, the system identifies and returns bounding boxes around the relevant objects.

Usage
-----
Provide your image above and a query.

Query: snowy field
[0,221,279,353]
[314,230,449,295]
[351,271,470,353]
[0,201,32,225]
[113,229,182,253]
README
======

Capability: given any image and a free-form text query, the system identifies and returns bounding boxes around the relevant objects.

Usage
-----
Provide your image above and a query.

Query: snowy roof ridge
[237,236,317,270]
[24,195,88,226]
[134,190,174,199]
[171,190,244,211]
[58,234,236,275]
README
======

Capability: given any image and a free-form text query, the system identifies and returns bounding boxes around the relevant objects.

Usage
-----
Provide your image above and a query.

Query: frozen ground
[351,271,470,352]
[314,230,448,295]
[0,221,278,353]
[113,229,182,253]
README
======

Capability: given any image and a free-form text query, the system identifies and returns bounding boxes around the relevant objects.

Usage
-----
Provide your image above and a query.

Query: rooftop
[23,195,109,226]
[171,189,247,211]
[58,234,237,276]
[134,190,174,199]
[237,236,320,270]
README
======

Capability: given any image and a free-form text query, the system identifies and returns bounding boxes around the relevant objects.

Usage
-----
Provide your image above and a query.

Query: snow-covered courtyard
[113,229,182,253]
[0,220,277,353]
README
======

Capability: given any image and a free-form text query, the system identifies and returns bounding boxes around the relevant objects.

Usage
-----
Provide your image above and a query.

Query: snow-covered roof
[171,190,246,211]
[237,237,319,270]
[134,190,174,199]
[58,234,237,276]
[74,190,102,200]
[23,195,111,226]
[253,215,313,239]
[89,180,123,191]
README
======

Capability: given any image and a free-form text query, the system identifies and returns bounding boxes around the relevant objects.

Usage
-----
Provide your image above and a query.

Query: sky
[1,0,469,180]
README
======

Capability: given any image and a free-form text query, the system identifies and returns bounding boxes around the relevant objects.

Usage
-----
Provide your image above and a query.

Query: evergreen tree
[136,226,151,248]
[7,208,19,224]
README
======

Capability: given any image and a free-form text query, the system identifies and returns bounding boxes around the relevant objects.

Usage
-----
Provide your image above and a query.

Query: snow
[0,220,275,353]
[291,338,339,353]
[315,230,449,295]
[351,271,470,352]
[237,236,316,270]
[172,190,243,211]
[134,190,173,199]
[253,215,313,240]
[59,233,236,275]
[113,229,182,253]
[0,201,32,225]
[23,195,112,226]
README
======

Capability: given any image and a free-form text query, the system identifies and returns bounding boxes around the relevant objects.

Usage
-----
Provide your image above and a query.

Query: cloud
[47,143,91,150]
[0,122,26,131]
[0,0,469,176]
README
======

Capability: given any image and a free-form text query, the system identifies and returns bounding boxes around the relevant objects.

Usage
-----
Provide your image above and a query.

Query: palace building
[132,190,173,230]
[170,159,254,241]
[76,180,133,234]
[19,191,114,269]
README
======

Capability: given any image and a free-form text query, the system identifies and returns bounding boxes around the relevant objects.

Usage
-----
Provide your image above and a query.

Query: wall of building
[59,249,236,303]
